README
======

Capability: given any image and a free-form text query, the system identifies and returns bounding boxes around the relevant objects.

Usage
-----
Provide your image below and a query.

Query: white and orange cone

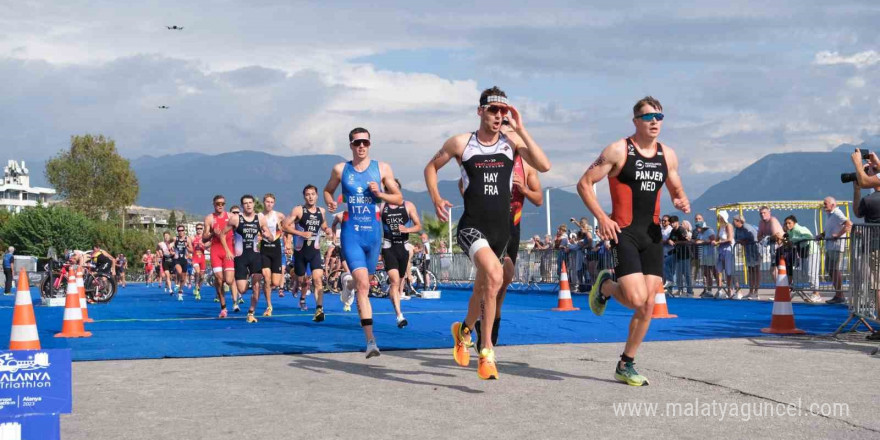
[54,273,92,338]
[9,268,40,350]
[76,269,94,323]
[652,288,678,319]
[553,261,580,311]
[762,258,804,334]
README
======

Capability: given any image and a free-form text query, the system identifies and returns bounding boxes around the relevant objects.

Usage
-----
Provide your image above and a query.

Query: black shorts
[457,222,508,261]
[293,248,323,277]
[162,259,174,272]
[234,252,263,281]
[505,222,521,263]
[382,244,410,273]
[174,258,188,271]
[260,243,283,274]
[611,223,663,278]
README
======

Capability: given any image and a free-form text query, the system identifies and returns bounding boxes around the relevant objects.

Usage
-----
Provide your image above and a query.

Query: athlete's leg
[465,248,504,351]
[387,268,402,316]
[261,268,274,313]
[311,268,324,308]
[352,267,375,342]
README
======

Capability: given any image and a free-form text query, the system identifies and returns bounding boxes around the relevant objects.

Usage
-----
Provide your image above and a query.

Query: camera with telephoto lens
[841,149,874,183]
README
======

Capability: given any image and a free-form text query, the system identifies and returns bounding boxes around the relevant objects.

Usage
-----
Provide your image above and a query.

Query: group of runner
[140,88,688,386]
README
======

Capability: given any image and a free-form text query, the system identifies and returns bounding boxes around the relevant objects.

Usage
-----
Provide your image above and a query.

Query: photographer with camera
[850,148,880,341]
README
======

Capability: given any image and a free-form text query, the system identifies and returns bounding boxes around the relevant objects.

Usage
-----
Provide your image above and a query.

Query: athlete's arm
[399,201,422,234]
[203,214,216,241]
[187,236,194,254]
[281,206,311,238]
[331,213,343,234]
[220,215,238,260]
[319,207,333,238]
[424,135,465,222]
[323,163,344,212]
[519,162,544,207]
[662,146,690,214]
[577,141,626,243]
[504,118,551,173]
[258,213,273,241]
[373,162,403,206]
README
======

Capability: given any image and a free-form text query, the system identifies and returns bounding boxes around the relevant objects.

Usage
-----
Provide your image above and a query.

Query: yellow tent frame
[709,200,851,284]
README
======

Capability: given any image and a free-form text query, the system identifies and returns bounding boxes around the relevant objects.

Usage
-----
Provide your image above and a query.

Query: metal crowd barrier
[430,247,614,291]
[835,224,879,335]
[662,237,852,296]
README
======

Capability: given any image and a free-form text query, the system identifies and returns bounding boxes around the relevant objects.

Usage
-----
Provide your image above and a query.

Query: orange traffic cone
[553,261,579,311]
[9,268,40,350]
[54,273,92,338]
[762,258,804,334]
[77,269,94,323]
[652,288,677,318]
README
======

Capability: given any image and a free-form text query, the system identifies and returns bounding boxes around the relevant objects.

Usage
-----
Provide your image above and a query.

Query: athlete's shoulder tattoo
[588,154,606,171]
[431,149,444,162]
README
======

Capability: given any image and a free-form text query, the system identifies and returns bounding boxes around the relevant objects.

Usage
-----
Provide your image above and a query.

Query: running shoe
[365,340,380,359]
[263,306,273,317]
[615,361,649,386]
[745,292,759,300]
[808,293,823,303]
[589,270,612,316]
[214,297,220,303]
[734,293,743,300]
[700,290,714,299]
[343,304,351,312]
[194,291,201,301]
[299,298,308,312]
[826,296,846,305]
[397,315,408,329]
[477,348,498,380]
[177,293,183,301]
[451,322,473,367]
[237,297,245,305]
[232,304,240,313]
[313,308,325,322]
[246,312,258,323]
[278,291,285,298]
[218,309,228,319]
[400,293,411,301]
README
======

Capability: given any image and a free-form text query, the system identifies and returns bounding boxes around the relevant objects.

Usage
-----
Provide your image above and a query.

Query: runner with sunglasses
[324,127,403,358]
[577,96,690,386]
[203,195,236,318]
[190,223,208,300]
[425,86,551,380]
[259,193,286,316]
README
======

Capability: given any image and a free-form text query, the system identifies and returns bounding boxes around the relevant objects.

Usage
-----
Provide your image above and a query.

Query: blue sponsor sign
[0,413,60,440]
[0,349,71,416]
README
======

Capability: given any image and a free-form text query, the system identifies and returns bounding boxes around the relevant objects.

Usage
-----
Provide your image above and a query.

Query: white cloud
[814,50,880,68]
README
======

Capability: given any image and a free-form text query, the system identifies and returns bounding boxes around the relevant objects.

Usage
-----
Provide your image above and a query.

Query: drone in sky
[166,25,184,30]
[158,105,169,109]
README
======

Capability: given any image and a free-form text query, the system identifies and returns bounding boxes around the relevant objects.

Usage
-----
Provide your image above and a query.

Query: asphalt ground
[62,335,879,440]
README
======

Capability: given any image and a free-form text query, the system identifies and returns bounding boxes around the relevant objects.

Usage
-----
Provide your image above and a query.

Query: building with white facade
[0,160,56,213]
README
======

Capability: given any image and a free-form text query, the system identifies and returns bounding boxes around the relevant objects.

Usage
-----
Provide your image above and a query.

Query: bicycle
[40,258,117,303]
[405,255,437,294]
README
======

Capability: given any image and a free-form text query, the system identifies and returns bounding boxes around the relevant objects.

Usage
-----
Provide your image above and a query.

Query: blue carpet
[0,284,850,361]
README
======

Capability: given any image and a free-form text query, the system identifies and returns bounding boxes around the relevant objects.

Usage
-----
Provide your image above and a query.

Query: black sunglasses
[215,202,226,206]
[351,139,371,147]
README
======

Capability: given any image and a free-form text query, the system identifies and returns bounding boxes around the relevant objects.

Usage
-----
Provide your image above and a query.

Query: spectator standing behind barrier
[661,214,674,289]
[533,235,551,282]
[733,215,760,299]
[3,246,14,295]
[682,220,699,288]
[850,148,880,340]
[820,197,852,304]
[715,211,735,298]
[758,206,784,256]
[693,215,717,298]
[554,224,569,277]
[785,215,821,303]
[668,216,693,296]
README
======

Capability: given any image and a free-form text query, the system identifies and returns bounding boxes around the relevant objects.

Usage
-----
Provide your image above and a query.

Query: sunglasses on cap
[636,112,664,122]
[351,139,371,147]
[483,105,509,116]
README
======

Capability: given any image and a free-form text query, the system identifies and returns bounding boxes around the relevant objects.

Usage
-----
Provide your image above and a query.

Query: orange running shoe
[451,322,473,367]
[477,348,498,380]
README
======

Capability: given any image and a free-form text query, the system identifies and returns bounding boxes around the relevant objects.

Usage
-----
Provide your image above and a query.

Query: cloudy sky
[2,1,879,200]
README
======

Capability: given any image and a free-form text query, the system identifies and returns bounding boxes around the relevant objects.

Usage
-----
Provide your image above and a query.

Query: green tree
[168,211,177,227]
[180,213,187,224]
[254,198,265,213]
[0,205,95,256]
[45,134,139,219]
[420,213,452,240]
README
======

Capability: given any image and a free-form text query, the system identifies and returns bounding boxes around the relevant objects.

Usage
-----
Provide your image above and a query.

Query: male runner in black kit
[379,178,422,328]
[172,225,191,301]
[224,195,273,323]
[577,96,690,386]
[282,184,334,322]
[425,86,550,380]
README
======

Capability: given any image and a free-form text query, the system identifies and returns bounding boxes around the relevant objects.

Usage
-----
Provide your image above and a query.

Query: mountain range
[18,135,880,238]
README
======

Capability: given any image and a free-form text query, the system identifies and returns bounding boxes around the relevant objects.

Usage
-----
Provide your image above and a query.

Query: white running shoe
[396,314,408,329]
[734,293,744,300]
[400,293,411,301]
[177,293,183,301]
[365,340,380,359]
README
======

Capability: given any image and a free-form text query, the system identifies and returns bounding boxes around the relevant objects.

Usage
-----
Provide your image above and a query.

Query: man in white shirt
[820,197,852,304]
[661,215,673,288]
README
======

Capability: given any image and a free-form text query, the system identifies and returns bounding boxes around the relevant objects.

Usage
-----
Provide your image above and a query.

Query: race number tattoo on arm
[588,155,606,171]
